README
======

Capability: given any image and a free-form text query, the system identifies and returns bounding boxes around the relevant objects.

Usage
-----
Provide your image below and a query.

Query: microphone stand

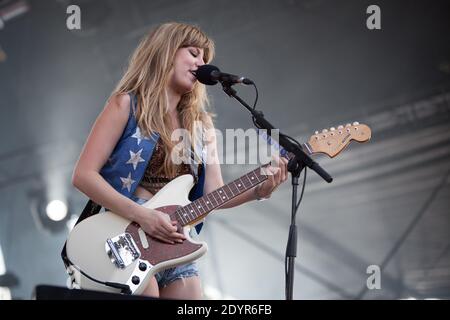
[221,81,333,300]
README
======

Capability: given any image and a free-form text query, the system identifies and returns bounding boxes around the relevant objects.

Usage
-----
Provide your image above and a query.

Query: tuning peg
[314,130,319,135]
[345,123,351,127]
[330,127,336,131]
[352,121,359,126]
[337,125,344,130]
[322,129,328,133]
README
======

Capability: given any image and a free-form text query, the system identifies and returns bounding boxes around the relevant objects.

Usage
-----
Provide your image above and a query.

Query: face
[168,46,205,95]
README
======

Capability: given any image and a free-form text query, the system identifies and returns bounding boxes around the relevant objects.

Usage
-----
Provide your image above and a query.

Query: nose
[196,58,205,68]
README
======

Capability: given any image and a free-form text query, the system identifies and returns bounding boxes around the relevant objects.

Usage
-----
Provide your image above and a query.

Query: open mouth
[190,70,197,78]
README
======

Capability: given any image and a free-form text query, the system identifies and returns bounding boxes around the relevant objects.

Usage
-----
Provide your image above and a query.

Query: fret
[182,204,193,224]
[214,192,221,206]
[203,197,213,211]
[189,203,201,220]
[247,171,259,186]
[225,184,235,197]
[230,181,240,194]
[208,192,218,207]
[255,168,265,182]
[215,189,222,204]
[187,203,197,221]
[232,180,242,193]
[175,209,182,224]
[204,195,214,210]
[243,175,252,187]
[242,174,253,188]
[235,178,246,191]
[178,207,188,225]
[233,180,241,193]
[256,173,264,183]
[194,199,206,216]
[253,170,262,184]
[217,187,228,202]
[211,190,221,206]
[198,197,209,214]
[236,178,246,189]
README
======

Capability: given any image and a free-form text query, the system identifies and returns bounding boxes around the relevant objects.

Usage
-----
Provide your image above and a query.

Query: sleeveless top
[99,93,206,233]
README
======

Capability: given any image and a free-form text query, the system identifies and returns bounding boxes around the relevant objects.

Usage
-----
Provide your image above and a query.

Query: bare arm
[72,94,184,244]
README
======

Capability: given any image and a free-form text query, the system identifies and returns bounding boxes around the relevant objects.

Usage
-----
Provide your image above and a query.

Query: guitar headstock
[307,122,371,158]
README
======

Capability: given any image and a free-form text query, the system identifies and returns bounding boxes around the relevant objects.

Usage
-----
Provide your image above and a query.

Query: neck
[166,86,182,116]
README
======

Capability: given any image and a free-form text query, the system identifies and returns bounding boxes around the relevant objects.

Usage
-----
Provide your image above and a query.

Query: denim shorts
[133,196,199,288]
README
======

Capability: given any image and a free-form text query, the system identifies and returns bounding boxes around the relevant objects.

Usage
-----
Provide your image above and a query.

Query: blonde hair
[112,22,215,177]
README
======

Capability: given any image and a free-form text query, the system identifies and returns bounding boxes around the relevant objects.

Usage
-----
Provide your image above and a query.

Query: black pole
[219,81,331,300]
[285,175,298,300]
[285,155,304,299]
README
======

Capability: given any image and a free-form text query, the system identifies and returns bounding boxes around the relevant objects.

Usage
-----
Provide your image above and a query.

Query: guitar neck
[175,166,269,226]
[174,142,314,226]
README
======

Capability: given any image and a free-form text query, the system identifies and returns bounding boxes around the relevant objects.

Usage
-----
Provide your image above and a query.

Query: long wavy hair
[112,22,215,177]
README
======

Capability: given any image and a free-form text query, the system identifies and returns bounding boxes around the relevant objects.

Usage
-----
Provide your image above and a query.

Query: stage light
[46,200,68,221]
[29,188,72,234]
[0,245,13,300]
[0,0,30,30]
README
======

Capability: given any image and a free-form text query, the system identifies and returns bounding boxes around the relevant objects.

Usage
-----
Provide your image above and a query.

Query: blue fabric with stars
[100,93,205,233]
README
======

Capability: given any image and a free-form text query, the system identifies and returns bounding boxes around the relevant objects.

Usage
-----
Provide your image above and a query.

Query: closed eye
[190,50,198,58]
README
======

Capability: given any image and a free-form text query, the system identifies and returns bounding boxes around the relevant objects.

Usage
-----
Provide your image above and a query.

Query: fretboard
[174,142,312,226]
[175,165,269,226]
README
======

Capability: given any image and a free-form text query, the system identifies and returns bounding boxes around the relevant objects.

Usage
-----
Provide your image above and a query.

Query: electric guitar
[65,122,371,294]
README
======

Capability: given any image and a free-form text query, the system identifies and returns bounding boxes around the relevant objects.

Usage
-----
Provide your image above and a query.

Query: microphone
[195,64,254,86]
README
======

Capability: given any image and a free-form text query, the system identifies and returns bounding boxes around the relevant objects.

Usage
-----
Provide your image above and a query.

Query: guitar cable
[63,255,132,294]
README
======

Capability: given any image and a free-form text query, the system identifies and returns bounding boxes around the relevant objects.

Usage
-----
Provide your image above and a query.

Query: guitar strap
[188,124,206,185]
[61,200,101,270]
[60,200,133,294]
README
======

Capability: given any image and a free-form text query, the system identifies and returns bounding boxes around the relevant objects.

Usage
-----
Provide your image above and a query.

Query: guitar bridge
[105,233,141,269]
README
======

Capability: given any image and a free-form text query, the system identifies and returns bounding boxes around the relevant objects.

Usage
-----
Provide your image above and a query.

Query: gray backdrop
[0,0,449,299]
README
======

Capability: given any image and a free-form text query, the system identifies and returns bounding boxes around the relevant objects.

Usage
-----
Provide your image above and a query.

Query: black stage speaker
[34,285,158,300]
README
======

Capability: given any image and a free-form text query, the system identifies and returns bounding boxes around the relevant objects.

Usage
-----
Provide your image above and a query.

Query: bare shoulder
[108,93,131,113]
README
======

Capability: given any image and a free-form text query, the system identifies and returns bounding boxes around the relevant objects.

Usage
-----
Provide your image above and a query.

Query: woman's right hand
[137,208,186,244]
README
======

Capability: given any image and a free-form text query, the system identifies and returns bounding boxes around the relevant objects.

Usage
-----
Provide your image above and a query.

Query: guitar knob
[139,262,147,271]
[345,123,351,127]
[337,125,344,130]
[353,121,359,125]
[322,129,328,133]
[132,276,140,285]
[314,131,319,135]
[330,127,336,131]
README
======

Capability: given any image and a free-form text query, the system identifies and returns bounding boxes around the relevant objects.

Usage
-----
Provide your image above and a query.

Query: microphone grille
[195,64,220,85]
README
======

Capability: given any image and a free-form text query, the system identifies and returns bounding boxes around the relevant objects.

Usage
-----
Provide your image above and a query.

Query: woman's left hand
[255,156,289,200]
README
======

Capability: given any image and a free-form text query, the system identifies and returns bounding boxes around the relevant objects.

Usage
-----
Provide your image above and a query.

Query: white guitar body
[66,174,207,295]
